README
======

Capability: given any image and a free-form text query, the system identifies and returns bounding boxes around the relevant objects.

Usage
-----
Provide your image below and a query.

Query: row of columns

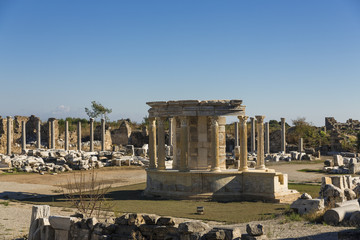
[148,115,268,172]
[5,117,106,155]
[239,118,287,154]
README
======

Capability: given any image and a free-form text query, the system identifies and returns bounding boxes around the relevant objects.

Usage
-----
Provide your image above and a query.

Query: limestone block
[28,205,51,240]
[349,163,360,174]
[212,226,242,240]
[344,189,357,201]
[324,159,333,167]
[323,204,360,225]
[300,193,312,199]
[49,216,78,231]
[290,198,324,215]
[203,228,226,240]
[54,229,69,240]
[153,225,178,239]
[320,184,345,206]
[178,221,210,234]
[334,155,344,166]
[142,214,160,225]
[246,224,263,236]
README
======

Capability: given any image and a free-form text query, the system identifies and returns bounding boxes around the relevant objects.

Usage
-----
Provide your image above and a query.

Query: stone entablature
[147,100,245,118]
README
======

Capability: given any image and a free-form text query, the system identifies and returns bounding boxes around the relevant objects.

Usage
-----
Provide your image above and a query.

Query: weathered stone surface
[49,216,78,230]
[324,159,333,167]
[246,224,263,236]
[212,226,242,240]
[334,155,344,166]
[300,193,312,200]
[142,214,160,225]
[319,184,345,207]
[349,211,360,227]
[344,188,357,201]
[290,198,324,215]
[203,228,226,240]
[28,205,51,240]
[323,204,360,225]
[178,221,210,234]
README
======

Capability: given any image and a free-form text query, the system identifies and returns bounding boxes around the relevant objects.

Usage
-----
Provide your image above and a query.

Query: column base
[239,166,249,172]
[211,167,221,172]
[255,165,266,170]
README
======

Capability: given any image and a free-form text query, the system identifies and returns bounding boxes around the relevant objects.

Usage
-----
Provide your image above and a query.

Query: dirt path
[269,162,326,183]
[0,167,146,200]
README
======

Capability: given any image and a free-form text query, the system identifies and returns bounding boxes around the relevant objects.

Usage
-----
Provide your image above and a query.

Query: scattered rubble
[0,146,150,173]
[28,206,251,240]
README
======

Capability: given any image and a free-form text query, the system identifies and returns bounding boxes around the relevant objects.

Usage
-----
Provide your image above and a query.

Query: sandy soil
[0,163,355,239]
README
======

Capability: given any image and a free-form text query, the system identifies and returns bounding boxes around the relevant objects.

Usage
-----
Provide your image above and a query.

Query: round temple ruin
[144,100,299,202]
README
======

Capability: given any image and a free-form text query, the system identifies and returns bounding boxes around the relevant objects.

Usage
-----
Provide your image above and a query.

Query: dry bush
[62,169,113,219]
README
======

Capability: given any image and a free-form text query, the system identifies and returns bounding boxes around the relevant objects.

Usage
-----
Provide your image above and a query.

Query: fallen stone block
[290,198,324,215]
[246,224,263,236]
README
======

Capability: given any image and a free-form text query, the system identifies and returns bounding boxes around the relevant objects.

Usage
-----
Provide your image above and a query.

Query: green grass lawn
[26,183,286,223]
[25,182,321,224]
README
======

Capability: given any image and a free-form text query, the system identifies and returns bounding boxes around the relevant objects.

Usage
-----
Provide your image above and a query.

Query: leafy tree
[85,101,112,121]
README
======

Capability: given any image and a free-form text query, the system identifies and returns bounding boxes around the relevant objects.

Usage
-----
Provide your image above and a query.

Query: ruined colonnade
[4,116,108,154]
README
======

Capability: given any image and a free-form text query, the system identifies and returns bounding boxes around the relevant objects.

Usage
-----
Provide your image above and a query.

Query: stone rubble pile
[0,146,149,173]
[291,175,360,226]
[323,154,360,174]
[28,205,269,240]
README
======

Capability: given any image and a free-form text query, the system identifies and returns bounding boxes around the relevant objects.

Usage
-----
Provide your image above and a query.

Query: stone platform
[144,168,299,203]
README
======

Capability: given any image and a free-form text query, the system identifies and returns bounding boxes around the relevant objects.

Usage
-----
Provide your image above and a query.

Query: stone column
[149,117,157,169]
[89,118,94,152]
[172,117,178,170]
[250,117,256,153]
[255,115,266,170]
[21,121,26,152]
[234,122,239,147]
[168,117,174,146]
[6,116,12,155]
[265,122,270,154]
[211,116,221,172]
[238,116,248,171]
[64,121,69,151]
[36,119,41,149]
[179,116,189,172]
[77,121,81,151]
[101,118,105,151]
[281,118,286,153]
[299,137,303,154]
[50,119,55,149]
[157,117,166,170]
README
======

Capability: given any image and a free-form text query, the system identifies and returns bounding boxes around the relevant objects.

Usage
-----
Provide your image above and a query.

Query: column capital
[255,115,265,123]
[281,117,285,123]
[211,116,220,126]
[90,118,94,122]
[237,115,248,122]
[6,116,12,119]
[156,117,167,124]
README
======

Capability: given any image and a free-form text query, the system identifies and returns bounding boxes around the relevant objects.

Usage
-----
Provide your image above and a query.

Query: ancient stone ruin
[144,100,299,202]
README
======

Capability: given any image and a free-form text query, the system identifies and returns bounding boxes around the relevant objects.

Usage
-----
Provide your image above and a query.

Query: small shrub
[62,169,113,219]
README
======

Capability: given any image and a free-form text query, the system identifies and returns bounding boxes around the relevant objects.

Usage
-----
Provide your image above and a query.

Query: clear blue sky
[1,0,359,126]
